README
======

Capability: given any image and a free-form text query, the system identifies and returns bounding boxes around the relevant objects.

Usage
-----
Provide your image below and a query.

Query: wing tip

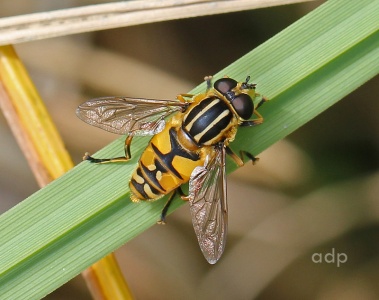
[206,257,219,264]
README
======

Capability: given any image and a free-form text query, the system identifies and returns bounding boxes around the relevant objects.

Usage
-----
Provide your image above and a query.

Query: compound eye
[214,78,237,95]
[232,94,253,120]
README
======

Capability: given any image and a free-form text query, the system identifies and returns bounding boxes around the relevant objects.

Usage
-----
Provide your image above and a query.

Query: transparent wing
[188,143,227,264]
[76,96,186,136]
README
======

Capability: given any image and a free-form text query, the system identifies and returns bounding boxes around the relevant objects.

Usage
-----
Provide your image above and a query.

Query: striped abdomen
[129,119,204,201]
[182,97,234,146]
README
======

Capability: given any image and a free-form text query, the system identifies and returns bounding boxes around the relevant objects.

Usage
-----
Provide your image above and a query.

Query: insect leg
[157,187,187,224]
[240,96,268,127]
[177,75,214,102]
[256,96,269,109]
[225,146,259,166]
[177,186,190,201]
[204,75,212,91]
[124,135,133,159]
[240,150,259,164]
[83,135,134,163]
[176,94,194,103]
[240,110,264,127]
[157,190,177,224]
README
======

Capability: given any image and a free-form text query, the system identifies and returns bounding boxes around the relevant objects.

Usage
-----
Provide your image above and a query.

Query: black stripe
[198,112,232,144]
[140,161,166,192]
[154,158,167,173]
[151,143,182,179]
[185,99,231,140]
[131,167,161,198]
[130,168,149,198]
[151,127,199,180]
[184,97,215,125]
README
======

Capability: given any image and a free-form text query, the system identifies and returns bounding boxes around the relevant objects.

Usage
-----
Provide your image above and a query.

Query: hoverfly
[76,76,267,264]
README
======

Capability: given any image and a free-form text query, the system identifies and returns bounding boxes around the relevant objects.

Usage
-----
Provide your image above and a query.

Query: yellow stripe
[185,99,220,131]
[132,172,144,184]
[144,184,158,199]
[194,109,230,141]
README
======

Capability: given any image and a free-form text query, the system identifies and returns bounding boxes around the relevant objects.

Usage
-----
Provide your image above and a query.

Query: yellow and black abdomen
[129,96,237,201]
[129,117,204,201]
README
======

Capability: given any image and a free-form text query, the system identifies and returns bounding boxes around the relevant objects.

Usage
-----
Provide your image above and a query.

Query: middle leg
[225,146,259,167]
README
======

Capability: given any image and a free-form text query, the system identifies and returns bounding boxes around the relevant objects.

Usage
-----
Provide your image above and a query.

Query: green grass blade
[0,0,378,298]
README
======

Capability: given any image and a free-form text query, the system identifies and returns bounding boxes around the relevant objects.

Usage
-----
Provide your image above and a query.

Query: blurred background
[1,1,379,299]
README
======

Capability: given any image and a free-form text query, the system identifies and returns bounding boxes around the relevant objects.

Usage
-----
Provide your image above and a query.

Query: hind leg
[157,187,187,224]
[84,135,133,163]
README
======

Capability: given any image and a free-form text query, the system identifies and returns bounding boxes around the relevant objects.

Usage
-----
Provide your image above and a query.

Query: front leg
[240,96,268,127]
[256,96,269,109]
[204,75,212,91]
[240,110,264,127]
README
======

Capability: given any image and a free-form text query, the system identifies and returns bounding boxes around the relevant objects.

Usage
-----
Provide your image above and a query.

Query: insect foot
[83,152,92,161]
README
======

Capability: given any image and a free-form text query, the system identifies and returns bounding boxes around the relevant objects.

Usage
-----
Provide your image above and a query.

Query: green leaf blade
[0,0,378,298]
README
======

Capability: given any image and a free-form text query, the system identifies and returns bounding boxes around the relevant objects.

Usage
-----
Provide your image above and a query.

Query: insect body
[77,76,267,264]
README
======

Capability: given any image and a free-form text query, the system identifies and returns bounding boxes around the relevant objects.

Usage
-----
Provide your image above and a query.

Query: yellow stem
[0,44,133,300]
